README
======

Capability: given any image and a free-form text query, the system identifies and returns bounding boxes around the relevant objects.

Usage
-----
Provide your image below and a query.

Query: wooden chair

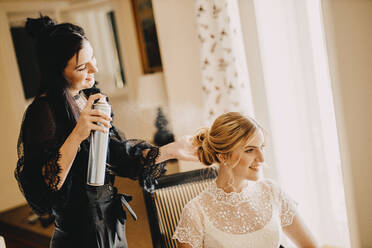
[143,167,285,248]
[143,167,217,248]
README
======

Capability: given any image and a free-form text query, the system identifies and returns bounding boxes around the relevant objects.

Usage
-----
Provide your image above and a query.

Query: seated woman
[173,112,318,248]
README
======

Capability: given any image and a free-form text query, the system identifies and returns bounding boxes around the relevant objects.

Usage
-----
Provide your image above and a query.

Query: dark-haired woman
[15,15,197,248]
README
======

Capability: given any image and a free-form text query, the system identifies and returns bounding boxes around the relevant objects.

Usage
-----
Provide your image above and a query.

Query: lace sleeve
[279,189,298,227]
[173,200,204,248]
[107,126,167,192]
[14,98,63,215]
[264,179,298,227]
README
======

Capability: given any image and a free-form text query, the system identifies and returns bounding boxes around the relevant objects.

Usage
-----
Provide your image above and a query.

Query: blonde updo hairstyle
[193,112,260,167]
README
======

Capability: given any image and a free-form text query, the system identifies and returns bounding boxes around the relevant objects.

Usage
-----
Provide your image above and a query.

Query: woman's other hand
[172,135,199,161]
[71,93,112,143]
[156,135,199,164]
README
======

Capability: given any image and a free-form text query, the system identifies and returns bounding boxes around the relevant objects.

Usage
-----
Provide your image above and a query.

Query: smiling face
[227,129,265,181]
[64,40,98,95]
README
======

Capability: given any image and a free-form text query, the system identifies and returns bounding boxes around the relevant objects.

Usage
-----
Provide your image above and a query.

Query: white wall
[152,0,204,171]
[0,9,31,211]
[322,0,372,247]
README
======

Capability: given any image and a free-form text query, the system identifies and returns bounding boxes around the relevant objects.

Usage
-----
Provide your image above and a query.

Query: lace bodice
[173,179,297,248]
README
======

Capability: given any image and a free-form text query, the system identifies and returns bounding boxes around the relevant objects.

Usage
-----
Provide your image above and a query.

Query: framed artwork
[132,0,162,74]
[11,26,41,99]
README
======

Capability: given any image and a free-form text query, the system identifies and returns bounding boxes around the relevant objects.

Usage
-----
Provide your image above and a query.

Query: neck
[69,88,79,96]
[215,178,247,193]
[215,167,250,193]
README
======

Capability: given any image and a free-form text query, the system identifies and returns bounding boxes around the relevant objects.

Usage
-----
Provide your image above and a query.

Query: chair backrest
[143,167,217,248]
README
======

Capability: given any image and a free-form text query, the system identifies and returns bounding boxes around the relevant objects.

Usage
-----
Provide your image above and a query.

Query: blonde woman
[173,112,318,248]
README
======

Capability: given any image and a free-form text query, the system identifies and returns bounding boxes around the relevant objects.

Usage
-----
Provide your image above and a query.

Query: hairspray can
[87,97,111,186]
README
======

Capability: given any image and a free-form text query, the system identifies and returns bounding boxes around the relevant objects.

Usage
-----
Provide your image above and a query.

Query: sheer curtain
[249,0,350,246]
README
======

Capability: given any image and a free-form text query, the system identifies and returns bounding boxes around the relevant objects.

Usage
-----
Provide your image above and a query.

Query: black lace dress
[14,88,166,248]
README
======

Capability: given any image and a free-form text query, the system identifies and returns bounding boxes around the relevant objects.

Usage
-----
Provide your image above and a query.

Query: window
[240,0,350,246]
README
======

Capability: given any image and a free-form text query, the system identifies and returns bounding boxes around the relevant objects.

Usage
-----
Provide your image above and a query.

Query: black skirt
[50,184,128,248]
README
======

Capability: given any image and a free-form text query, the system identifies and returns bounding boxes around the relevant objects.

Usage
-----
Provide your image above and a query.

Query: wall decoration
[132,0,162,73]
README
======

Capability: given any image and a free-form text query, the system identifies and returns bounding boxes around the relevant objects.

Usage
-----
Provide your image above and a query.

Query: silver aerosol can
[87,97,111,186]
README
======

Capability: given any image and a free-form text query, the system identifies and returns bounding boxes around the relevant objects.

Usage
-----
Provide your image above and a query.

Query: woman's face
[64,40,98,95]
[228,129,265,181]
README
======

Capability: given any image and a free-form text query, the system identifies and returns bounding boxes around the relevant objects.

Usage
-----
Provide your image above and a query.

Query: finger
[179,152,199,162]
[84,93,105,110]
[187,135,196,145]
[185,156,199,162]
[89,109,112,121]
[90,123,108,133]
[180,135,193,144]
[89,116,112,129]
[186,152,199,162]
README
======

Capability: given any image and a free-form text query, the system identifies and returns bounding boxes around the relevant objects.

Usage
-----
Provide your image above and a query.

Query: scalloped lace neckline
[207,180,260,205]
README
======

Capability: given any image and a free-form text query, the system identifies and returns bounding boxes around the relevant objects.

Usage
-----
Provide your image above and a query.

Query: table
[0,204,53,248]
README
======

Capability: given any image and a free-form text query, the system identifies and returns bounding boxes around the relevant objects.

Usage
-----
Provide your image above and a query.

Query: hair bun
[193,128,208,146]
[25,15,56,38]
[193,128,218,166]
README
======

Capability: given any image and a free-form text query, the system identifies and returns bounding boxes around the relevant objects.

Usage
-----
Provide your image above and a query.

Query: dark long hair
[25,15,89,136]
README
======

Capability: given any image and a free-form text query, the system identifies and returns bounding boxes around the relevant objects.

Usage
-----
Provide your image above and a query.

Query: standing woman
[15,15,196,248]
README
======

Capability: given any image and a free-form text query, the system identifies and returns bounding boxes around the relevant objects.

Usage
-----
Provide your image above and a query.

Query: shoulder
[183,193,203,211]
[258,178,278,192]
[24,97,56,128]
[259,178,298,209]
[26,96,54,118]
[180,191,205,219]
[257,178,283,202]
[177,194,205,230]
[22,96,57,143]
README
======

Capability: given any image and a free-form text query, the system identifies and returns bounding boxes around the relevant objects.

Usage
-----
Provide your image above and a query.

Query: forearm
[284,215,319,247]
[53,131,81,190]
[156,143,176,164]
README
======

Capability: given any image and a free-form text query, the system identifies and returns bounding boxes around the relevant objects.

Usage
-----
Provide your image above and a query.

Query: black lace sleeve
[107,126,167,192]
[14,98,64,215]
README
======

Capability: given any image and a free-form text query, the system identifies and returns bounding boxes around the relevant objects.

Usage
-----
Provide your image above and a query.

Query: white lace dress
[173,179,297,248]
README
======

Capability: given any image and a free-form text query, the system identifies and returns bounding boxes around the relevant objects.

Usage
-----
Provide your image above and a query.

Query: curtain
[251,0,350,246]
[195,0,254,124]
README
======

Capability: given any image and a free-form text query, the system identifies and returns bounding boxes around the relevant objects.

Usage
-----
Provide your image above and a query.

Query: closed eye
[77,66,87,71]
[76,56,95,71]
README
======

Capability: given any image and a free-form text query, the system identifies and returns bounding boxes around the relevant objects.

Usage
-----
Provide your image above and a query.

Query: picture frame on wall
[132,0,162,74]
